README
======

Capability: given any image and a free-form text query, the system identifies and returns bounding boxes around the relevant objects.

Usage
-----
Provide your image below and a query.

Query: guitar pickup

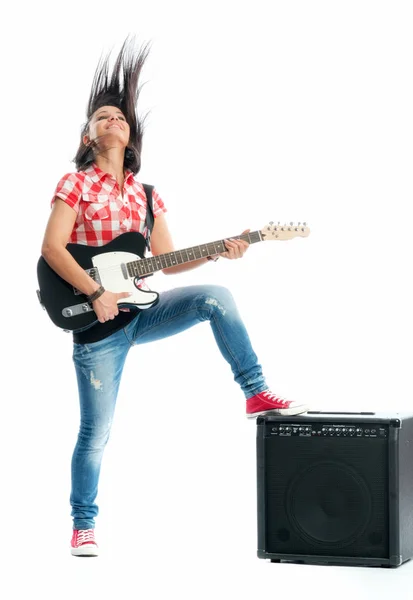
[121,263,128,279]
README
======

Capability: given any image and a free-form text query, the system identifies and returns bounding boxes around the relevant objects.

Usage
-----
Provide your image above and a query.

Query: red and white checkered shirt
[52,163,166,246]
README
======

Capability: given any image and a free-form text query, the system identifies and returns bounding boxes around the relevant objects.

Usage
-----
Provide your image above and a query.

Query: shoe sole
[71,544,99,557]
[246,405,310,419]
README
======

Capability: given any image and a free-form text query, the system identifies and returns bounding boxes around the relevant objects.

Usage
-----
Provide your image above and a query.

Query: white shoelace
[262,391,289,405]
[77,529,96,545]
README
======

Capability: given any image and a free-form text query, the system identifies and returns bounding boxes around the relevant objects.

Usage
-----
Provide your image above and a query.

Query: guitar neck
[127,230,263,278]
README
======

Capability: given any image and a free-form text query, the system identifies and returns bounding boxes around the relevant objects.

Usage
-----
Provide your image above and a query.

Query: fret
[145,257,153,273]
[193,246,202,260]
[154,256,163,270]
[136,261,144,276]
[169,252,178,266]
[126,230,262,278]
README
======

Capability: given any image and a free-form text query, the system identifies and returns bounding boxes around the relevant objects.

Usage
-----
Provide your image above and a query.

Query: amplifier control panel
[266,423,388,439]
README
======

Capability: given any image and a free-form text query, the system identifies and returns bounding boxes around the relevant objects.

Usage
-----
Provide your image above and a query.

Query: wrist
[87,285,105,303]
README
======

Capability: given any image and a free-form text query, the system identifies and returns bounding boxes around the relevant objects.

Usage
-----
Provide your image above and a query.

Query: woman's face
[84,105,130,149]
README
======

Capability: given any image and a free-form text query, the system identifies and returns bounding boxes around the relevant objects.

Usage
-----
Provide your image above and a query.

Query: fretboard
[127,230,263,278]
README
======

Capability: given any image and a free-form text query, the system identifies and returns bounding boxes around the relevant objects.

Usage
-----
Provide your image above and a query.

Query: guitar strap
[142,183,154,252]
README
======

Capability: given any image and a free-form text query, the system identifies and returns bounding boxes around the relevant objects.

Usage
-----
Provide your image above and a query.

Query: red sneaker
[246,390,309,418]
[71,529,99,557]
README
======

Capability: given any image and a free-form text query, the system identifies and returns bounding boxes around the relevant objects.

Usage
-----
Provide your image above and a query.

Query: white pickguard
[92,251,158,309]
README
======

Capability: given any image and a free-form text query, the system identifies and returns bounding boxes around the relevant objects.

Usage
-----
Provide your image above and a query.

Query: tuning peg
[269,221,274,225]
[290,221,294,226]
[303,222,307,227]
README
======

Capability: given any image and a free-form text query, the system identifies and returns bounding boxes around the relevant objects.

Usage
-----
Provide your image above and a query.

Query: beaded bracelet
[206,256,219,262]
[87,285,105,303]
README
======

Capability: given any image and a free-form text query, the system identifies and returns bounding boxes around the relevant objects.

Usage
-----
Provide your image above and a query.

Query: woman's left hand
[220,229,250,260]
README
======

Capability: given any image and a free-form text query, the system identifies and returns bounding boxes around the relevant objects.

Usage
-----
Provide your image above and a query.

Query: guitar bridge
[73,268,101,295]
[62,303,94,318]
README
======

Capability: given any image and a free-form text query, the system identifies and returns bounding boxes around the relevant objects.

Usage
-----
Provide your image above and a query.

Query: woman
[41,38,309,557]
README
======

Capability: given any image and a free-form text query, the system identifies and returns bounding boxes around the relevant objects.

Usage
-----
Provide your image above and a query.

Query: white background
[1,0,413,598]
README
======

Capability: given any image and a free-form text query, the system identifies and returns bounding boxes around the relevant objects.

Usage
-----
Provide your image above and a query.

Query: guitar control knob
[82,304,89,312]
[63,309,73,317]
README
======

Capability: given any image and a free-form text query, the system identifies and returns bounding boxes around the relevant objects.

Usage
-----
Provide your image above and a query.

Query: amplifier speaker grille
[256,413,413,567]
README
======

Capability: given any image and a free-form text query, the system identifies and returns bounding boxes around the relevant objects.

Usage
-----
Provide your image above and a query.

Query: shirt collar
[84,163,134,185]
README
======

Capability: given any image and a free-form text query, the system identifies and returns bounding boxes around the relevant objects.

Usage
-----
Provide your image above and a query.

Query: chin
[96,133,128,147]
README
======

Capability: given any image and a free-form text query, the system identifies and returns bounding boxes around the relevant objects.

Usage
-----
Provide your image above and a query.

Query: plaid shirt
[52,163,166,246]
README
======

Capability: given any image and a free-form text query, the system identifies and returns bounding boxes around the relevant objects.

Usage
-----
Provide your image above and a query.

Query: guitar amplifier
[256,411,413,567]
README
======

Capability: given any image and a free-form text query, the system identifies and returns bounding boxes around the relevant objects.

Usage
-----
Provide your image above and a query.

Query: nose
[108,114,119,122]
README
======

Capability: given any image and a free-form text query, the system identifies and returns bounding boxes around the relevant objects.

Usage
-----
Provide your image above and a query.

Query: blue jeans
[71,285,267,529]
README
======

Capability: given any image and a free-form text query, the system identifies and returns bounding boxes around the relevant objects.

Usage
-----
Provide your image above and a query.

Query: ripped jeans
[71,285,267,529]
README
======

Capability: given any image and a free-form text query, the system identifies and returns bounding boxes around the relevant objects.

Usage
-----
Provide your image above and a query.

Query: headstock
[260,221,310,241]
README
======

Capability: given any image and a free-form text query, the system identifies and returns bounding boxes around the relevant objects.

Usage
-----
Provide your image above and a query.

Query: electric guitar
[36,222,310,332]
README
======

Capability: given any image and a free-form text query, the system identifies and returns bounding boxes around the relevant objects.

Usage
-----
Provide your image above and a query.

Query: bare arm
[41,199,130,322]
[41,199,101,296]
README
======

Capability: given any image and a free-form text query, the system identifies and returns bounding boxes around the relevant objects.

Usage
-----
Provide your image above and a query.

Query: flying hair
[74,36,150,174]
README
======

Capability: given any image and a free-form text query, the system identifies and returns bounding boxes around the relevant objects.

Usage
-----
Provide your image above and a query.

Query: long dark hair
[74,36,150,174]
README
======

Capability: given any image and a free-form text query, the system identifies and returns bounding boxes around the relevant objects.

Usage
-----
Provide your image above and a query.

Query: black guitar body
[37,232,156,332]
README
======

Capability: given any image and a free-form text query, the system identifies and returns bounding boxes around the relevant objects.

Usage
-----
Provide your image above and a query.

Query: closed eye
[96,113,126,121]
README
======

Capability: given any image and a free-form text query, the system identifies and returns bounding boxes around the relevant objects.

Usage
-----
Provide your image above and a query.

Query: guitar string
[83,233,264,279]
[80,230,306,280]
[74,229,307,286]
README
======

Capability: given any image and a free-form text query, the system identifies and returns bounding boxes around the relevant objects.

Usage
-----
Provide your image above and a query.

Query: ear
[83,134,90,146]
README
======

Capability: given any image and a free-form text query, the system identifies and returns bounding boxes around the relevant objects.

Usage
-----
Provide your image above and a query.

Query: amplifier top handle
[307,411,376,415]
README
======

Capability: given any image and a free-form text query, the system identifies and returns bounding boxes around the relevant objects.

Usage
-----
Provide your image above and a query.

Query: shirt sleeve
[152,187,167,217]
[51,172,83,213]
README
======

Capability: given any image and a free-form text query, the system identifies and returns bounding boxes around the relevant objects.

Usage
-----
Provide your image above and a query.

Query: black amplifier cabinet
[256,411,413,567]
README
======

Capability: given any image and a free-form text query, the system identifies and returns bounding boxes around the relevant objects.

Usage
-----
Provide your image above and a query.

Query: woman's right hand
[93,290,132,323]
